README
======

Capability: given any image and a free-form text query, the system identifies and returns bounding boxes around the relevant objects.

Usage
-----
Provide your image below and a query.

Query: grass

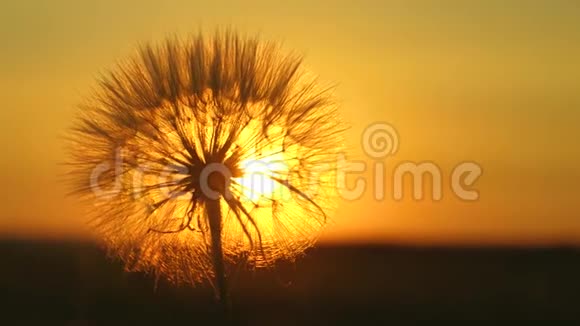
[1,239,580,324]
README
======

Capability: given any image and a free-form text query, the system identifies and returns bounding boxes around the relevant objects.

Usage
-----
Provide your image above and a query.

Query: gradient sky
[1,0,579,245]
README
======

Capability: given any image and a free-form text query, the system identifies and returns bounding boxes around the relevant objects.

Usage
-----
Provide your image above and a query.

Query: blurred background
[1,0,579,324]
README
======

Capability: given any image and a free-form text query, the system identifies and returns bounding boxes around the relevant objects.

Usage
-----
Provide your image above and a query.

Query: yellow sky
[1,1,579,245]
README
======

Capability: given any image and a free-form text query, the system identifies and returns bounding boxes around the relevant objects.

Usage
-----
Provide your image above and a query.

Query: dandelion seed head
[67,30,344,286]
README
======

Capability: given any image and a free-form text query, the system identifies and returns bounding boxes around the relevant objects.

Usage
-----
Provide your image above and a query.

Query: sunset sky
[1,0,579,245]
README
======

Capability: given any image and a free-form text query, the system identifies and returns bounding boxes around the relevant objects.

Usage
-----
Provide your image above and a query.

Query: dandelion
[67,30,343,309]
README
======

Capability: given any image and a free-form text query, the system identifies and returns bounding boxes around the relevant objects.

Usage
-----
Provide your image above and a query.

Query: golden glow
[215,114,333,268]
[231,121,294,205]
[9,1,580,249]
[235,152,288,203]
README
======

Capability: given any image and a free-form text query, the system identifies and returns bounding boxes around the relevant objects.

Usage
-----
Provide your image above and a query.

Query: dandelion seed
[66,30,344,308]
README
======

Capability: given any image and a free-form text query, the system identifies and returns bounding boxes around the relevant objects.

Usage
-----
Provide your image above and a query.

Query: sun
[235,150,288,203]
[231,122,293,205]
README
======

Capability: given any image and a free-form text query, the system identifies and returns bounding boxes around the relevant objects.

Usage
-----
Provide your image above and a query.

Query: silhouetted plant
[67,30,343,312]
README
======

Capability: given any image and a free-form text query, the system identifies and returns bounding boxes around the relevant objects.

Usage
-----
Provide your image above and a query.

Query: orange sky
[1,1,579,245]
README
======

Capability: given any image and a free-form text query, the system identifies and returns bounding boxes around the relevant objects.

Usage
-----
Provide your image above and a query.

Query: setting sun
[235,154,288,203]
[232,122,292,204]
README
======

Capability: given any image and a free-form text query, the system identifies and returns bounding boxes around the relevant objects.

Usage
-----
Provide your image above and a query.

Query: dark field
[2,240,580,325]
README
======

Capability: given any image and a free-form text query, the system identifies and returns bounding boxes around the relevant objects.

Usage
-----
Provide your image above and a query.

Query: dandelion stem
[206,198,230,316]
